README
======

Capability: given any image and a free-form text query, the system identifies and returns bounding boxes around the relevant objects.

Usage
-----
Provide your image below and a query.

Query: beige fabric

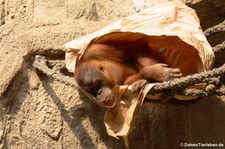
[65,1,214,147]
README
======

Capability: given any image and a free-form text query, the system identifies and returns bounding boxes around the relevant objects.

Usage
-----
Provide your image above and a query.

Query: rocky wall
[0,0,225,148]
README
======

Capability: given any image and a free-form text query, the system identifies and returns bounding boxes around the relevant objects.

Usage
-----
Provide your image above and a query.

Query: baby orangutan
[75,40,183,106]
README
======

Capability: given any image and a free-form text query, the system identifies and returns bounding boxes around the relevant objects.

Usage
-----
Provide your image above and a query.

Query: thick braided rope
[152,18,225,95]
[32,54,225,97]
[204,21,225,36]
[152,63,225,91]
[32,21,225,98]
[33,55,78,88]
[212,41,225,53]
[32,41,225,97]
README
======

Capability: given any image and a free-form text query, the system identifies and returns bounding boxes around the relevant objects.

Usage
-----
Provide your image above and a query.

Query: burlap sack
[65,1,214,147]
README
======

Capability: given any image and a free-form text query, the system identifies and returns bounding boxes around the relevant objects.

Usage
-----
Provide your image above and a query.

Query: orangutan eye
[96,88,102,95]
[99,65,105,71]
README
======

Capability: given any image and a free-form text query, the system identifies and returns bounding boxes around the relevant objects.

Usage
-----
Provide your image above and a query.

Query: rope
[33,55,77,88]
[212,41,225,53]
[32,54,225,98]
[32,21,225,100]
[152,64,225,91]
[204,20,225,36]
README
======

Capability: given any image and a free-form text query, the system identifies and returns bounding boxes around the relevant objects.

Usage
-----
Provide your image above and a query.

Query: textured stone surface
[0,0,225,148]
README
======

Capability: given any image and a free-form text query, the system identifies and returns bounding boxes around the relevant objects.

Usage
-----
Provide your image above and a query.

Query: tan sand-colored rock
[0,0,224,148]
